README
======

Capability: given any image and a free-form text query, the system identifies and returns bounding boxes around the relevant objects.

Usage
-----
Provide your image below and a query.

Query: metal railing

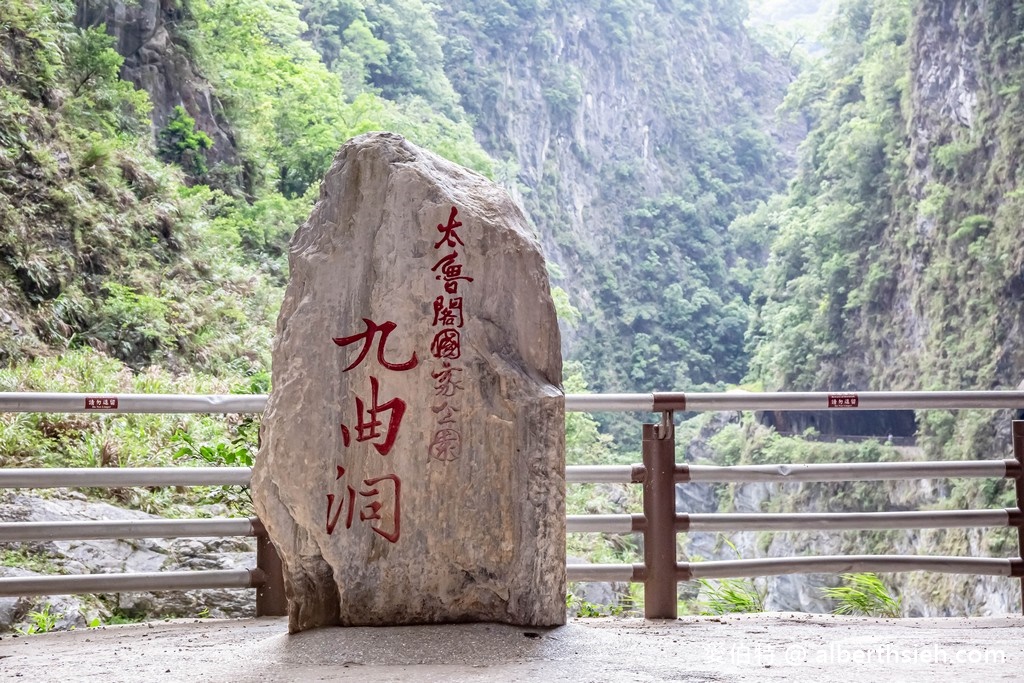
[7,389,1024,414]
[0,394,282,614]
[0,462,286,616]
[2,390,1024,620]
[564,392,1024,619]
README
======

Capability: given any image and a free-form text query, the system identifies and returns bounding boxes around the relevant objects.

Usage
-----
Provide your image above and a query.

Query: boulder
[252,132,565,632]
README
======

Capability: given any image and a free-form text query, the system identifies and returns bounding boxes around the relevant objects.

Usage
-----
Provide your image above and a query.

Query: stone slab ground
[1,613,1020,681]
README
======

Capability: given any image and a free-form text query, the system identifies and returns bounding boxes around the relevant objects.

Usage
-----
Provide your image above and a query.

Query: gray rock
[252,132,565,632]
[676,481,718,514]
[0,492,257,630]
[764,574,832,614]
[75,0,242,178]
[732,482,770,514]
[566,557,631,611]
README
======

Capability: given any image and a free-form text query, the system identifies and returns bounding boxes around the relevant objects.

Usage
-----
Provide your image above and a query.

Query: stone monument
[251,132,566,632]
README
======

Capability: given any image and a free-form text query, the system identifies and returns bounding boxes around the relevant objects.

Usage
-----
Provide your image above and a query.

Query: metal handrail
[566,510,1017,534]
[688,555,1019,580]
[0,569,263,598]
[565,460,1019,484]
[686,460,1018,482]
[4,390,1024,622]
[0,518,258,542]
[566,556,1020,583]
[0,460,1014,490]
[0,393,266,414]
[0,467,251,488]
[6,389,1024,414]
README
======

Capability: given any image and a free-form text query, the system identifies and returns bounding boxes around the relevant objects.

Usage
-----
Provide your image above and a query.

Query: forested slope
[745,0,1024,462]
[438,1,796,401]
[0,0,492,375]
[2,0,799,452]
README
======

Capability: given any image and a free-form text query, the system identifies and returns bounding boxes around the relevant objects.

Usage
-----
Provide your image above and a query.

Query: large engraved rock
[252,132,565,632]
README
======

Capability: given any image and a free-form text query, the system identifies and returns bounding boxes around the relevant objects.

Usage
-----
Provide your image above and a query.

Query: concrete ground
[0,613,1020,682]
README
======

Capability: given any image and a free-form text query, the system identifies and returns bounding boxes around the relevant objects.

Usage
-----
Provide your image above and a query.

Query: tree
[158,105,213,177]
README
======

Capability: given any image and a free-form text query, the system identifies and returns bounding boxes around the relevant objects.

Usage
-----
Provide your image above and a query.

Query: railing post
[642,413,678,619]
[1012,421,1024,615]
[252,518,288,617]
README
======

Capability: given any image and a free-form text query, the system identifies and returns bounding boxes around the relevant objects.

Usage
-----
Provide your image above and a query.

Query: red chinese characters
[333,318,418,372]
[325,466,400,543]
[428,428,461,463]
[431,252,474,295]
[340,376,406,456]
[428,206,470,463]
[432,296,463,328]
[430,328,461,360]
[434,206,464,249]
[333,318,417,457]
[328,318,414,544]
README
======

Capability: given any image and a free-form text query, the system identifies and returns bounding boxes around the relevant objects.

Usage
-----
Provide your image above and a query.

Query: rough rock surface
[252,132,565,632]
[75,0,241,173]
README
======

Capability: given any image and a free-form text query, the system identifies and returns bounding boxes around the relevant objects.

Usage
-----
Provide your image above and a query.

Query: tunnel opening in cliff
[757,410,917,442]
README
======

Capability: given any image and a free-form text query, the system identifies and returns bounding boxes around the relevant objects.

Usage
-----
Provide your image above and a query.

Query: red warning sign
[827,393,859,408]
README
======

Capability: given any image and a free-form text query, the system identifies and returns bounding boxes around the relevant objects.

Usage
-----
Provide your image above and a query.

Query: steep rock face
[440,2,797,402]
[753,0,1024,396]
[887,0,1002,388]
[678,466,1021,616]
[75,0,240,171]
[900,0,1024,384]
[0,491,257,631]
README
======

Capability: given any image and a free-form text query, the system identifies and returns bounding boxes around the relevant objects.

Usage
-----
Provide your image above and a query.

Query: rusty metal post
[1012,421,1024,615]
[642,414,678,619]
[252,518,288,617]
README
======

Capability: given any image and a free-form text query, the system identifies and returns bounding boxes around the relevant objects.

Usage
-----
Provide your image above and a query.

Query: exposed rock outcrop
[75,0,241,176]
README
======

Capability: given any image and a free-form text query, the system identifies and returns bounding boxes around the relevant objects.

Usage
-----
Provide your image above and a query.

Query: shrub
[158,105,213,177]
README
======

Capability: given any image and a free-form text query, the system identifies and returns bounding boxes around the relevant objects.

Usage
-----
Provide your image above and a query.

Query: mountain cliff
[748,0,1024,415]
[732,0,1024,614]
[11,0,799,448]
[439,1,797,401]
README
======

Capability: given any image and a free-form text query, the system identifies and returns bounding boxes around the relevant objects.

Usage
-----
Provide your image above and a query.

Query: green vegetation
[96,609,148,626]
[706,419,901,467]
[15,603,58,635]
[745,0,1024,466]
[0,350,258,515]
[693,536,766,615]
[566,592,636,618]
[435,0,791,449]
[745,0,913,393]
[0,0,497,522]
[822,572,902,617]
[1,547,63,574]
[697,578,766,615]
[158,106,213,177]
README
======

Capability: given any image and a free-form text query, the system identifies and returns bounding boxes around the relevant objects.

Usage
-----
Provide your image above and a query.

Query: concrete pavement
[1,613,1021,681]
